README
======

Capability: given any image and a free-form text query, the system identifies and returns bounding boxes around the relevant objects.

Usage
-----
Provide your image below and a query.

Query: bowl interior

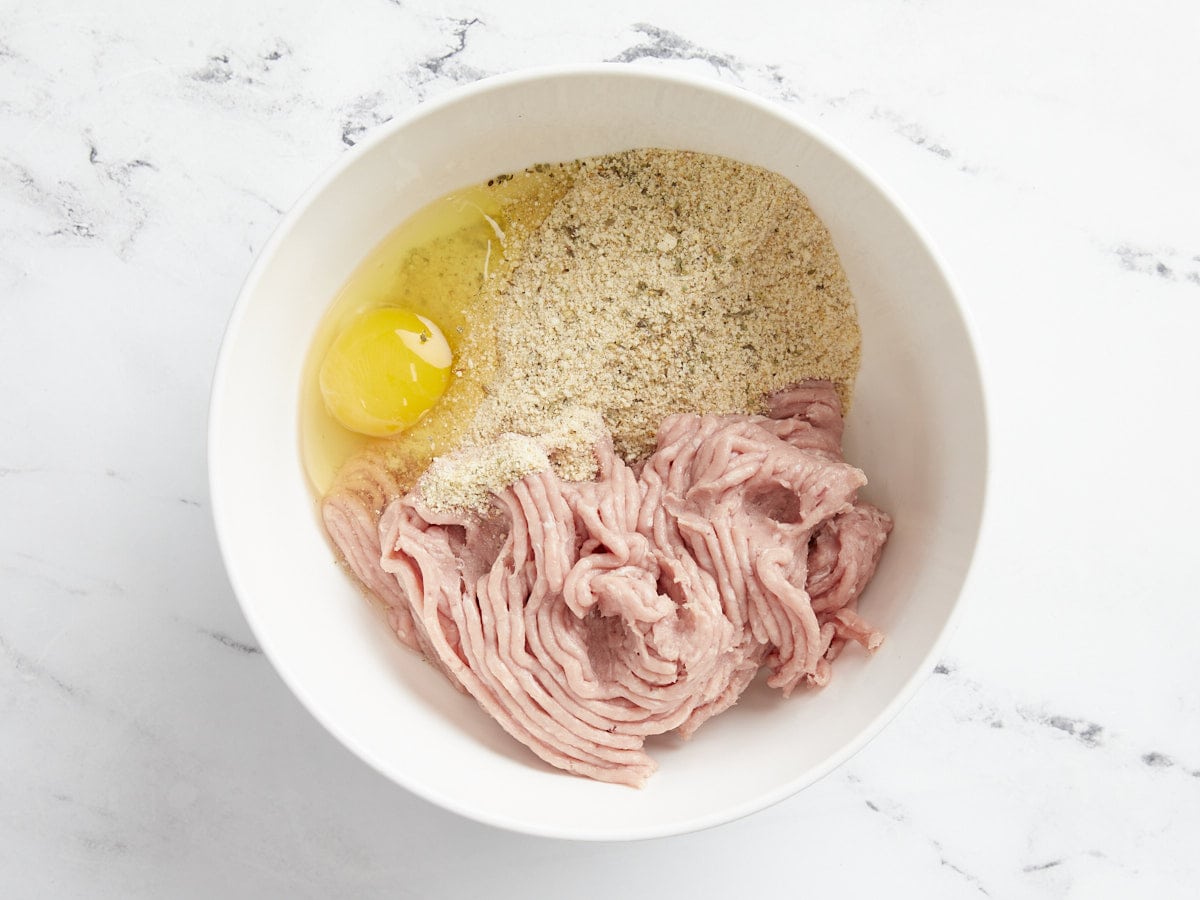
[209,68,986,840]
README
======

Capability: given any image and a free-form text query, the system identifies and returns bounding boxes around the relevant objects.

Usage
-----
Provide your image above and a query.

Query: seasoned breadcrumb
[423,148,860,511]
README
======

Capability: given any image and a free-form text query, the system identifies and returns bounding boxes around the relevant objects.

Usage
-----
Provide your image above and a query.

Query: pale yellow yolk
[318,307,453,437]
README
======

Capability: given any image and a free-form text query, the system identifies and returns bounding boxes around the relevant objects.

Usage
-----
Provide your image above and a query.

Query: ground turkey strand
[324,382,891,786]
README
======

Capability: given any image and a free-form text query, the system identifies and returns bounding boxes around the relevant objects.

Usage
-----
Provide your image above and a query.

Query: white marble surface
[2,0,1198,895]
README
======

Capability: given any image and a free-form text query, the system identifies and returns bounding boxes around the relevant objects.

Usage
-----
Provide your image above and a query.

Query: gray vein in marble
[932,660,1200,792]
[10,551,125,599]
[923,659,1008,730]
[2,562,87,598]
[1019,709,1104,748]
[86,138,157,188]
[183,40,298,102]
[340,16,491,145]
[0,38,17,60]
[935,847,991,897]
[931,660,1132,748]
[3,611,255,785]
[1112,243,1200,287]
[860,794,906,824]
[1140,751,1200,779]
[192,54,234,85]
[0,632,78,698]
[340,91,395,148]
[233,185,284,217]
[419,17,482,77]
[199,627,261,655]
[0,151,149,257]
[77,834,129,856]
[868,106,954,159]
[1023,850,1120,878]
[407,15,490,89]
[608,23,740,72]
[1023,860,1063,873]
[0,465,46,478]
[759,64,814,106]
[756,70,988,176]
[854,778,989,894]
[1,158,94,240]
[602,25,981,179]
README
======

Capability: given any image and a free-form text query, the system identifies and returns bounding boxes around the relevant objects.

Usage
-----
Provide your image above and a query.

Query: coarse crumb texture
[420,433,550,515]
[424,148,860,510]
[420,406,604,513]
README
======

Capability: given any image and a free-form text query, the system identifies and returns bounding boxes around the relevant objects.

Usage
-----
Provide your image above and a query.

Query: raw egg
[318,307,453,437]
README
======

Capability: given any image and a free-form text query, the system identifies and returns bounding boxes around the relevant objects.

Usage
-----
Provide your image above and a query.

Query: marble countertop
[2,1,1197,896]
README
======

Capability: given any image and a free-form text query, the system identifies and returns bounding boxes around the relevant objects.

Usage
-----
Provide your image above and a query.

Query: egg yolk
[318,307,453,437]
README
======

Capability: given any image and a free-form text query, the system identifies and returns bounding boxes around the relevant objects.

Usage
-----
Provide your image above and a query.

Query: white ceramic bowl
[209,66,987,840]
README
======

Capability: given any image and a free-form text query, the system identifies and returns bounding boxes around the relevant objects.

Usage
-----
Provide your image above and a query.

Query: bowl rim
[208,62,991,841]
